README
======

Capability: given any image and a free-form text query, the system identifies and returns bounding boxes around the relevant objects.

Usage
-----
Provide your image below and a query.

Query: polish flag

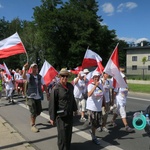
[0,64,5,70]
[0,32,26,58]
[39,60,58,86]
[104,44,127,88]
[95,56,104,74]
[82,49,102,69]
[3,62,12,79]
[70,66,82,74]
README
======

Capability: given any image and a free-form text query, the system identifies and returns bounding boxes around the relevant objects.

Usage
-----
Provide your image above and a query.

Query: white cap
[83,68,89,73]
[79,71,86,77]
[92,71,100,78]
[30,63,37,68]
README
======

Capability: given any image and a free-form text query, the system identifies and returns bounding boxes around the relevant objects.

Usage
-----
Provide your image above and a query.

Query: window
[148,66,150,70]
[132,56,137,61]
[132,65,137,70]
[148,56,150,61]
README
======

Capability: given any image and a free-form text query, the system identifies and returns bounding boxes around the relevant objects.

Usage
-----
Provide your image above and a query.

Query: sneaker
[110,121,117,127]
[97,127,101,132]
[102,127,110,133]
[22,95,25,98]
[92,138,100,145]
[11,99,15,104]
[31,125,39,133]
[80,117,87,122]
[125,126,134,133]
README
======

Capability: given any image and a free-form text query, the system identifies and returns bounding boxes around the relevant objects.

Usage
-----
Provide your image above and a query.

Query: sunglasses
[61,75,69,78]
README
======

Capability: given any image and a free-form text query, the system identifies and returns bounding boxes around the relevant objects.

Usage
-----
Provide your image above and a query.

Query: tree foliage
[33,0,118,70]
[0,0,128,70]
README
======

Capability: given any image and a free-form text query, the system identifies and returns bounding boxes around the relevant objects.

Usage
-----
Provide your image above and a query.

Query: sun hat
[59,68,69,76]
[92,71,101,78]
[30,63,37,68]
[83,68,89,74]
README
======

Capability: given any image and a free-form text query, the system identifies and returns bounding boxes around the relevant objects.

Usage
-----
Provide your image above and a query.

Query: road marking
[128,96,150,102]
[18,102,123,150]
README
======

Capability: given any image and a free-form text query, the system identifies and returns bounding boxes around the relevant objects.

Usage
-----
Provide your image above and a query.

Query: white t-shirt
[14,72,20,80]
[26,74,45,99]
[73,78,87,99]
[86,82,104,111]
[4,75,14,90]
[100,78,112,103]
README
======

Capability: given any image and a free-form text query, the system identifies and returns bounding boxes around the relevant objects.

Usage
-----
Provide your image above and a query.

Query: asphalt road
[0,92,150,150]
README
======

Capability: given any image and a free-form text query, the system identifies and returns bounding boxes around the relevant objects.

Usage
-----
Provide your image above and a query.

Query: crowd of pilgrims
[0,66,134,146]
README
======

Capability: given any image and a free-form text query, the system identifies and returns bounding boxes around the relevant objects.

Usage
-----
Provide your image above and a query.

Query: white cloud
[135,38,149,44]
[0,3,3,8]
[101,3,114,16]
[118,37,149,44]
[117,2,137,12]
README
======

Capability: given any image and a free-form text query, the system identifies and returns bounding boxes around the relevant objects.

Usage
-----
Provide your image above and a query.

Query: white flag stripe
[104,59,127,88]
[84,49,102,61]
[0,32,22,50]
[39,60,52,77]
[3,62,11,76]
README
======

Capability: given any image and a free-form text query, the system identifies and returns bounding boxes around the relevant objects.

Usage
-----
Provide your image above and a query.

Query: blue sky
[0,0,149,44]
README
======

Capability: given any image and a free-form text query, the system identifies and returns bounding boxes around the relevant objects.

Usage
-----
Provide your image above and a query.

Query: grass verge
[128,83,150,93]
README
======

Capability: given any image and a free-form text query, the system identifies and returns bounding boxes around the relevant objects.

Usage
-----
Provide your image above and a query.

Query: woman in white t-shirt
[3,74,15,103]
[86,71,104,145]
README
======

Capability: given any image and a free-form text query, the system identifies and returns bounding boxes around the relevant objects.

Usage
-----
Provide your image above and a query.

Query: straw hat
[59,68,69,76]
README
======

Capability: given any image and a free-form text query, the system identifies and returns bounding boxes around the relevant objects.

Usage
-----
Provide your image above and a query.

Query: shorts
[27,98,42,117]
[75,98,86,112]
[88,110,102,128]
[115,103,126,118]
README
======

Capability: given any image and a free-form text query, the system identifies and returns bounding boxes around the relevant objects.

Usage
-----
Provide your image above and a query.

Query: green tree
[33,0,117,69]
[142,56,147,65]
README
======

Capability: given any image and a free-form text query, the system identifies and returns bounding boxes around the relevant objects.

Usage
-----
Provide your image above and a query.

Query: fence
[126,66,150,80]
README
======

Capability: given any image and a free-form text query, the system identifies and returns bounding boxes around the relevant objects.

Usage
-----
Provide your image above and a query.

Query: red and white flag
[82,49,102,69]
[39,60,58,86]
[104,44,127,88]
[0,32,26,58]
[3,62,12,79]
[0,64,5,70]
[70,66,82,74]
[95,56,104,74]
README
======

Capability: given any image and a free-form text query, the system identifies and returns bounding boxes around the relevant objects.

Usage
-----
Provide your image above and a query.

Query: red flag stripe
[0,43,25,58]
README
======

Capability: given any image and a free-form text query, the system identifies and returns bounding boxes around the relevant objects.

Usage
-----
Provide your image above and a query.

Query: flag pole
[16,32,29,63]
[21,41,29,63]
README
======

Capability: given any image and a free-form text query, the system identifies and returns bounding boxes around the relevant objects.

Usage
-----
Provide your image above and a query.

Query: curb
[0,116,36,150]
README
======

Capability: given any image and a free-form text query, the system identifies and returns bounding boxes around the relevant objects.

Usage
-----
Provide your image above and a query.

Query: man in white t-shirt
[73,71,87,122]
[110,68,134,133]
[99,72,113,133]
[23,63,50,133]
